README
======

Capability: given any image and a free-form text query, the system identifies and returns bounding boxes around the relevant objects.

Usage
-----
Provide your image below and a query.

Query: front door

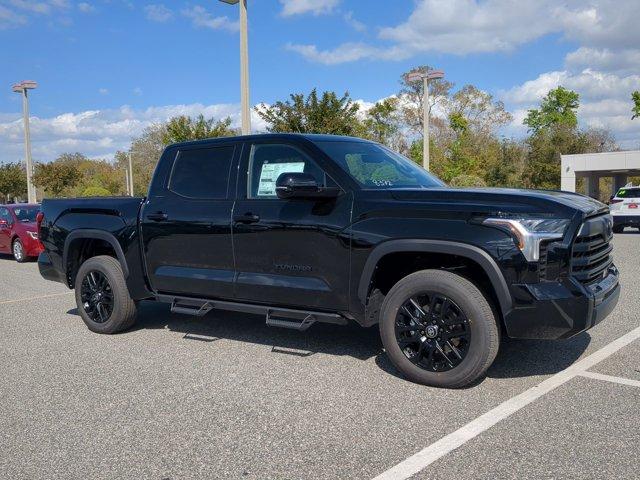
[140,143,239,299]
[0,207,11,253]
[232,140,352,311]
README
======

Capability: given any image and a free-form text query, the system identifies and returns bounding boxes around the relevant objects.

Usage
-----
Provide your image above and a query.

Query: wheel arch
[357,239,512,318]
[63,230,129,287]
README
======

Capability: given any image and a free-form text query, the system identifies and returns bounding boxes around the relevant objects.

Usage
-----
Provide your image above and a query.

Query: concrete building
[561,150,640,199]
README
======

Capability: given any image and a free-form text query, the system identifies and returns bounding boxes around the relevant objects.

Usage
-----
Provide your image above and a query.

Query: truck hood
[385,187,608,218]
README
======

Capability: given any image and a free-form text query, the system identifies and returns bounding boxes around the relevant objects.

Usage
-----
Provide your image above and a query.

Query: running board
[159,294,348,329]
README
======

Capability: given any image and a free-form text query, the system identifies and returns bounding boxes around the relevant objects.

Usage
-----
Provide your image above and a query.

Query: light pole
[406,69,445,171]
[128,151,135,197]
[219,0,251,135]
[12,80,38,203]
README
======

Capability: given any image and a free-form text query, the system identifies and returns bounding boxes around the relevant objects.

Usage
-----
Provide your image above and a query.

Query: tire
[613,225,624,233]
[379,269,499,388]
[74,255,137,334]
[12,238,27,263]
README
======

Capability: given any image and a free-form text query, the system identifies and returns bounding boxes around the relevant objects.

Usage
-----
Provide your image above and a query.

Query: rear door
[231,139,352,310]
[140,142,239,299]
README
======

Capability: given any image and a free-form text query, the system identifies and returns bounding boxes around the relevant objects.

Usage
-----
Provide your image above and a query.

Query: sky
[0,0,639,164]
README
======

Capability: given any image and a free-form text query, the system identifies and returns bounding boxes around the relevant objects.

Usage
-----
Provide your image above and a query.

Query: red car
[0,204,44,262]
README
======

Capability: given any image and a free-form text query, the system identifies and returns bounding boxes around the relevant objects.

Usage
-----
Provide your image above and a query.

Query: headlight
[27,231,38,240]
[482,217,570,262]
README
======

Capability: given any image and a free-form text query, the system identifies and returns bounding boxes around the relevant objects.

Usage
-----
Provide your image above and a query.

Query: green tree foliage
[32,153,84,197]
[449,174,487,187]
[82,186,112,197]
[162,115,238,144]
[0,163,27,201]
[524,86,580,133]
[362,97,402,147]
[255,89,361,135]
[632,91,640,120]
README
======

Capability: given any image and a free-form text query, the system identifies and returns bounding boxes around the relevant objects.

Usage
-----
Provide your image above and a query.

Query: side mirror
[275,172,339,200]
[0,219,8,228]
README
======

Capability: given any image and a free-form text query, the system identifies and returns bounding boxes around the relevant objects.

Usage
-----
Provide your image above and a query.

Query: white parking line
[579,370,640,388]
[0,292,73,306]
[372,325,640,480]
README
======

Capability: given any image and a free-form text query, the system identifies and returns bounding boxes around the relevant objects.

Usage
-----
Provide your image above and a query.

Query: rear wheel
[12,239,26,263]
[379,269,499,388]
[75,255,137,334]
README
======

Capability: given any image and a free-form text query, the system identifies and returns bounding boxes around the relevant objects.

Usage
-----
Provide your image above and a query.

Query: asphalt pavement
[1,232,639,480]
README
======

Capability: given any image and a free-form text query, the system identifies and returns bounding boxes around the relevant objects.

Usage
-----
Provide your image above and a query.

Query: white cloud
[286,42,404,65]
[289,0,640,64]
[144,4,172,23]
[343,11,366,33]
[0,0,69,28]
[98,88,109,95]
[0,102,268,164]
[279,0,339,17]
[77,2,95,13]
[182,5,238,32]
[132,87,143,96]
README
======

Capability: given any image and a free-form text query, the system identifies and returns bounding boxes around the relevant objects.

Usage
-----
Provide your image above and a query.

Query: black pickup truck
[37,134,620,388]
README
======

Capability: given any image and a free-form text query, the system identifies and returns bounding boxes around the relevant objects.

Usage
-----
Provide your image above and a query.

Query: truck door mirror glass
[276,172,339,199]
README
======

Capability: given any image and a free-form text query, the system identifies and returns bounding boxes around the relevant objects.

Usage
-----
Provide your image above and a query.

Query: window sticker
[257,162,305,196]
[618,189,626,196]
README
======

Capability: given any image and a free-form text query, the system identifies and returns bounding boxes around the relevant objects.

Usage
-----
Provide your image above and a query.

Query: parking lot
[0,233,638,480]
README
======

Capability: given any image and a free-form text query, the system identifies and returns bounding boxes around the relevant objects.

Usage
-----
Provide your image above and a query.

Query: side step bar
[159,294,348,330]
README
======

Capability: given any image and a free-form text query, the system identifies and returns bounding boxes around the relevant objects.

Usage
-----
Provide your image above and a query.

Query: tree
[632,91,640,120]
[162,115,238,145]
[0,163,27,201]
[399,66,454,137]
[524,86,580,133]
[362,97,403,148]
[447,85,512,135]
[255,89,362,135]
[32,153,84,197]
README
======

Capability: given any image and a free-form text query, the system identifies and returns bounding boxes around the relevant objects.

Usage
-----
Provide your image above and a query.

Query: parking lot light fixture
[405,69,445,171]
[219,0,251,135]
[12,80,38,203]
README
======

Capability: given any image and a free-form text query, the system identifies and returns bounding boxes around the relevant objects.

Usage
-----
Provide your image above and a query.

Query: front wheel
[379,269,499,388]
[12,239,26,263]
[75,255,137,334]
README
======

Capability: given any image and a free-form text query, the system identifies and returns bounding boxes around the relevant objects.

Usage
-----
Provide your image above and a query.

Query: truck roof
[165,133,372,149]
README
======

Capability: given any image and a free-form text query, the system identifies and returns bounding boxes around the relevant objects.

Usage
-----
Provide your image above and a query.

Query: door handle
[147,212,168,222]
[233,213,260,224]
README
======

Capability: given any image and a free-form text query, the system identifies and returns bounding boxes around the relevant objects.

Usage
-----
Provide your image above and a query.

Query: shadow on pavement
[66,299,591,384]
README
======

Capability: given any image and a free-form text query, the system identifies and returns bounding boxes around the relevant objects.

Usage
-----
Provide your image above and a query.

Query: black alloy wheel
[80,270,114,323]
[395,293,471,372]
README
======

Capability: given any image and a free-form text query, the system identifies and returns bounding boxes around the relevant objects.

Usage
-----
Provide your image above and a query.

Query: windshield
[11,207,39,222]
[315,141,445,189]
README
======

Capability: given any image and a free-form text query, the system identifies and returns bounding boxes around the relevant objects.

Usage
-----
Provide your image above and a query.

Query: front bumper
[503,265,620,339]
[612,215,640,228]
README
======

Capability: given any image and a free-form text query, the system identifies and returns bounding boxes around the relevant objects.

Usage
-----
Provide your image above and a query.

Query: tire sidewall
[380,271,497,388]
[75,257,130,334]
[13,239,26,263]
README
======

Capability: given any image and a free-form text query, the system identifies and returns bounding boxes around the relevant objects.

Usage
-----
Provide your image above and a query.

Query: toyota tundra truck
[37,134,621,388]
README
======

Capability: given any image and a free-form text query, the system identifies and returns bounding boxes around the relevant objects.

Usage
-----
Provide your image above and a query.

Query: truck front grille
[571,215,614,285]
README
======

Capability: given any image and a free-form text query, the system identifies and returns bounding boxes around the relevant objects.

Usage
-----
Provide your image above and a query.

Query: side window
[0,208,10,223]
[247,144,332,199]
[169,145,235,199]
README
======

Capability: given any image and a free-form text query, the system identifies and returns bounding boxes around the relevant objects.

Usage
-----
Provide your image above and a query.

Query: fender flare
[63,229,129,279]
[357,239,512,316]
